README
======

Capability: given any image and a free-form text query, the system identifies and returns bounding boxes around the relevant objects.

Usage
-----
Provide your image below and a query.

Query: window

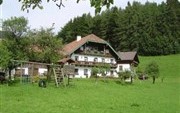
[80,46,84,51]
[75,69,79,75]
[102,58,105,63]
[105,49,109,53]
[119,66,123,71]
[94,58,98,62]
[110,59,114,63]
[84,57,88,62]
[75,56,79,61]
[84,69,88,75]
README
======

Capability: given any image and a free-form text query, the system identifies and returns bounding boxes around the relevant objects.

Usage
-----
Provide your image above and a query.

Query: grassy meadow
[0,54,180,113]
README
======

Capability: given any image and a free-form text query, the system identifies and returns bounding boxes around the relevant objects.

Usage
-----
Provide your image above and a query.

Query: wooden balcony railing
[75,61,117,68]
[77,51,113,57]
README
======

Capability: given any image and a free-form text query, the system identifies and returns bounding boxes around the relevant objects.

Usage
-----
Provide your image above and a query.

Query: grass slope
[0,55,180,113]
[139,54,180,78]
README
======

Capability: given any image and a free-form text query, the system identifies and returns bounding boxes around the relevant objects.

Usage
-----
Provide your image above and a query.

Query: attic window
[106,49,109,53]
[80,46,84,51]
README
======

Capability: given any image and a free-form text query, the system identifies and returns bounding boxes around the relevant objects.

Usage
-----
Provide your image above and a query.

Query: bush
[118,70,132,84]
[38,79,47,88]
[91,67,99,78]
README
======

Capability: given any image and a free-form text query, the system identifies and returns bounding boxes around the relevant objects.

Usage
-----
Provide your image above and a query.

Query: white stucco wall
[38,68,47,75]
[116,64,131,72]
[71,54,118,78]
[15,67,47,75]
[98,70,118,77]
[74,66,118,78]
[74,67,91,78]
[71,54,116,64]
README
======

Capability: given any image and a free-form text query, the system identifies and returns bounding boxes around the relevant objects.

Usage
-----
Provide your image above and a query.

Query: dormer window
[106,49,109,53]
[80,46,84,51]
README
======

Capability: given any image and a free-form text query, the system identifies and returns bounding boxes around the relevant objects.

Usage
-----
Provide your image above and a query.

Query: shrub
[118,70,132,84]
[91,67,99,78]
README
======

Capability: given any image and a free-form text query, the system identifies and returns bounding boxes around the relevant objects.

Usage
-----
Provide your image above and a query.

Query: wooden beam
[11,60,61,67]
[31,63,34,83]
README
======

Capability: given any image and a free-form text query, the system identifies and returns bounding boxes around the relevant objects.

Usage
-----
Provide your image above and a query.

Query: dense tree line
[57,0,180,56]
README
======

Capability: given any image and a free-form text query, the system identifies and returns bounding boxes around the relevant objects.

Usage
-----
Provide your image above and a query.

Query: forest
[57,0,180,56]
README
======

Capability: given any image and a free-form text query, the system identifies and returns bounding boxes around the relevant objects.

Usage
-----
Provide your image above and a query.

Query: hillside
[138,54,180,78]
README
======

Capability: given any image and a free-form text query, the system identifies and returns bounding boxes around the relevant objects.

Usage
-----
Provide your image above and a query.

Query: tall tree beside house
[145,61,159,84]
[27,27,63,81]
[0,41,12,71]
[2,17,30,79]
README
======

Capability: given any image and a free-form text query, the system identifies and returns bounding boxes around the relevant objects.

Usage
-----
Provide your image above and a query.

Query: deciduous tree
[27,27,63,80]
[145,61,159,84]
[3,16,29,38]
[2,17,29,79]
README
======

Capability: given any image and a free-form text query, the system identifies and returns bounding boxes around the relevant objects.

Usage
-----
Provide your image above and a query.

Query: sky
[1,0,166,34]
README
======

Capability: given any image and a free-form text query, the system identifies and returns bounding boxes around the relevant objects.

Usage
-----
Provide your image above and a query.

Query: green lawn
[0,54,180,113]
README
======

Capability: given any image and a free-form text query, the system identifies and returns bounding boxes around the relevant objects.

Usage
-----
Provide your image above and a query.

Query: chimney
[76,36,81,41]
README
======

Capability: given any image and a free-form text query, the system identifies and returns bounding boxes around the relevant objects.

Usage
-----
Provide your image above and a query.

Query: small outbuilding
[117,51,139,72]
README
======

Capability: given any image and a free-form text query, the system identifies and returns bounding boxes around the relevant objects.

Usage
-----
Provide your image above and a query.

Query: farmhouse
[62,34,139,78]
[11,34,139,78]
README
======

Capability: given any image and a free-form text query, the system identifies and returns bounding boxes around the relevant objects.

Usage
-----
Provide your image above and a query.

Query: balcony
[79,52,113,57]
[75,61,117,68]
[76,48,112,57]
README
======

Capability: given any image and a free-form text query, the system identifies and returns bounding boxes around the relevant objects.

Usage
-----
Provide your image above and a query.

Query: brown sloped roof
[57,58,75,64]
[63,34,107,55]
[118,51,138,61]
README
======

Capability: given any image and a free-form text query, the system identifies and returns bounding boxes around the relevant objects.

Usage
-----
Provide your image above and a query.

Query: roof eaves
[66,41,87,56]
[106,43,121,60]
